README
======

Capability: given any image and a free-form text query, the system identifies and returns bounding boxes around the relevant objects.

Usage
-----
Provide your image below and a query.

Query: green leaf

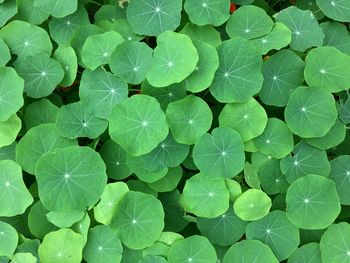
[275,6,324,52]
[33,0,77,18]
[246,210,300,261]
[320,222,350,263]
[146,31,199,87]
[222,240,279,263]
[109,94,168,156]
[0,221,18,258]
[149,166,183,192]
[111,191,165,250]
[180,23,222,47]
[79,68,128,120]
[110,41,153,84]
[233,189,272,221]
[138,255,166,263]
[0,160,33,217]
[35,146,107,212]
[304,46,350,93]
[23,99,59,130]
[258,49,305,107]
[0,37,10,66]
[55,101,108,139]
[329,155,350,205]
[197,206,248,246]
[250,22,292,55]
[296,0,324,20]
[286,174,341,229]
[180,173,230,218]
[288,243,322,263]
[284,86,338,138]
[52,46,78,87]
[11,253,37,263]
[184,0,230,26]
[46,210,85,228]
[93,182,129,225]
[192,127,245,178]
[15,54,64,98]
[165,95,212,145]
[219,97,268,141]
[244,162,261,189]
[0,114,21,148]
[97,19,143,42]
[226,5,274,39]
[0,0,17,27]
[98,139,132,180]
[259,159,289,194]
[168,235,217,263]
[253,118,294,158]
[81,31,124,70]
[38,228,84,263]
[126,0,182,36]
[316,0,350,22]
[209,38,263,103]
[0,67,24,122]
[94,5,126,23]
[321,22,350,55]
[83,225,123,263]
[0,20,52,58]
[16,123,77,175]
[15,0,49,25]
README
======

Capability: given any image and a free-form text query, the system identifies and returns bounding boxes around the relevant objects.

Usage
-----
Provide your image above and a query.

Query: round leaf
[0,37,10,66]
[0,0,17,27]
[0,114,21,148]
[23,99,59,130]
[0,221,18,258]
[316,0,350,22]
[288,243,322,263]
[180,23,222,47]
[15,0,49,25]
[329,155,350,205]
[52,45,78,87]
[321,21,350,55]
[33,0,77,18]
[259,159,289,195]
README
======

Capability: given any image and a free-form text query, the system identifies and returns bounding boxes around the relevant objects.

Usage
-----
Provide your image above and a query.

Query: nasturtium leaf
[183,40,219,93]
[15,239,40,260]
[94,182,129,225]
[192,127,245,178]
[197,206,248,246]
[149,166,183,192]
[225,179,242,202]
[38,228,84,263]
[316,0,350,22]
[340,98,350,124]
[259,159,289,195]
[49,6,90,45]
[304,46,350,93]
[146,31,199,87]
[81,31,124,70]
[284,86,338,138]
[275,6,324,52]
[219,97,268,141]
[280,142,331,183]
[321,22,350,55]
[0,160,33,217]
[11,252,37,263]
[52,46,78,87]
[166,95,212,145]
[15,54,64,98]
[288,242,322,263]
[297,0,324,20]
[79,68,128,120]
[55,101,108,139]
[16,124,77,175]
[111,191,165,250]
[222,240,279,263]
[141,81,186,110]
[320,222,350,263]
[253,118,294,158]
[33,0,77,18]
[0,114,21,148]
[98,19,143,42]
[180,173,230,218]
[305,119,346,150]
[0,20,52,58]
[46,210,85,228]
[226,5,273,39]
[209,38,263,103]
[71,213,90,245]
[35,146,107,212]
[15,0,49,25]
[0,221,18,258]
[233,189,272,221]
[329,155,350,205]
[23,99,59,130]
[244,162,261,189]
[83,225,123,263]
[250,22,292,55]
[258,49,305,107]
[168,235,217,263]
[127,180,158,197]
[184,0,230,26]
[0,0,17,27]
[0,37,10,66]
[246,210,300,261]
[94,5,126,23]
[126,0,182,36]
[180,23,222,47]
[99,139,131,180]
[110,41,153,84]
[286,174,341,229]
[138,255,166,263]
[0,67,24,122]
[109,95,168,156]
[0,142,16,161]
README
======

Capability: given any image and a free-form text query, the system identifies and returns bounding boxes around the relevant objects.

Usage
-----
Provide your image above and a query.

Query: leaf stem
[89,0,102,6]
